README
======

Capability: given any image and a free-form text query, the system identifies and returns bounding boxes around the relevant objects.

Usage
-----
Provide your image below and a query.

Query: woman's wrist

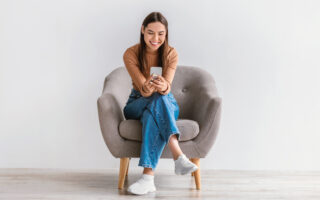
[142,83,150,93]
[161,82,169,92]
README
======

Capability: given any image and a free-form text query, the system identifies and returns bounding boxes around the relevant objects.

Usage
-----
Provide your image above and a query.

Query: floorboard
[0,168,319,200]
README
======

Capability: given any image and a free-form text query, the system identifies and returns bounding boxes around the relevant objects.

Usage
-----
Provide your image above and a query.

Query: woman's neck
[146,46,158,55]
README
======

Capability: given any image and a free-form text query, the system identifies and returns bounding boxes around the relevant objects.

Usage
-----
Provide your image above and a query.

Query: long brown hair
[139,12,169,75]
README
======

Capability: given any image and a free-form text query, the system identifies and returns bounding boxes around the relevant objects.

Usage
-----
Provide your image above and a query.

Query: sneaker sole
[127,187,156,195]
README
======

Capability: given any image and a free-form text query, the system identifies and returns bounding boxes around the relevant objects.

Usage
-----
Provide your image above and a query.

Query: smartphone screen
[150,66,162,77]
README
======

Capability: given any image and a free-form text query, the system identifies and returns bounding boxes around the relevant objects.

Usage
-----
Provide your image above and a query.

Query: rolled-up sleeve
[158,48,178,95]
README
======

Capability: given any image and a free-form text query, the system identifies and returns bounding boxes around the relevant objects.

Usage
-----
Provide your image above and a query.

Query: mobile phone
[150,66,162,78]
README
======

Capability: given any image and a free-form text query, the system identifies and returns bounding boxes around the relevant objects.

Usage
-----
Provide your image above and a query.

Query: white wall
[1,0,319,170]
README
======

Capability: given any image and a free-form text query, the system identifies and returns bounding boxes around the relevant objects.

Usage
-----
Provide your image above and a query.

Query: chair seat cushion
[119,119,200,142]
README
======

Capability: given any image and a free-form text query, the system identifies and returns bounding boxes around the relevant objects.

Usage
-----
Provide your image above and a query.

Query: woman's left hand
[150,75,168,92]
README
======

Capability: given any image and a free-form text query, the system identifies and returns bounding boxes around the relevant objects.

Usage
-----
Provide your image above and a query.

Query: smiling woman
[122,12,198,195]
[123,12,179,98]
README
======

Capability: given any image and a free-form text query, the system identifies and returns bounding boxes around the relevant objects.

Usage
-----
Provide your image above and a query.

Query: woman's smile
[150,41,160,46]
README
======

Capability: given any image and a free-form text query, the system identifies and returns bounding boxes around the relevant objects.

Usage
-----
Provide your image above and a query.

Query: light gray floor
[0,168,319,200]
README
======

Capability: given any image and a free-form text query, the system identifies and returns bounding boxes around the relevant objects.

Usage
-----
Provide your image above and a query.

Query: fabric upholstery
[97,66,222,158]
[119,119,199,142]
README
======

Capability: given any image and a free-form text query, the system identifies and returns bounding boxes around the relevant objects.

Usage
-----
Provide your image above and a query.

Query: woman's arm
[157,48,178,95]
[123,48,155,97]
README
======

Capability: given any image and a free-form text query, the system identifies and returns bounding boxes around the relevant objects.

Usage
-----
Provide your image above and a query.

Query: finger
[153,79,163,84]
[157,76,164,81]
[148,80,154,85]
[152,82,162,88]
[151,83,160,89]
[152,80,158,85]
[157,78,165,83]
[150,82,158,88]
[150,80,157,85]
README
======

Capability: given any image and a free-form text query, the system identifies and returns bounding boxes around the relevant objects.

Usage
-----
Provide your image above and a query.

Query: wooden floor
[0,168,319,200]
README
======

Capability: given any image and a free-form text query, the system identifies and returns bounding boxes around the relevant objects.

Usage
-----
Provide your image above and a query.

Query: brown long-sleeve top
[123,43,178,97]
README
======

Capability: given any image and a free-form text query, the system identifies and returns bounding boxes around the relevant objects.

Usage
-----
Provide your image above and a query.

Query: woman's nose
[153,35,159,41]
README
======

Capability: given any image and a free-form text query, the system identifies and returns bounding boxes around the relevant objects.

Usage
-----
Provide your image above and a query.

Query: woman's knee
[123,106,140,120]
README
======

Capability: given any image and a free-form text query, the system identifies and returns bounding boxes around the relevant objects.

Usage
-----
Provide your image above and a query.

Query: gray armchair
[97,66,222,190]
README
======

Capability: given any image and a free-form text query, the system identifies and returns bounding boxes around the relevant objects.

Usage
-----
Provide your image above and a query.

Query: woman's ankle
[173,153,183,160]
[143,168,154,176]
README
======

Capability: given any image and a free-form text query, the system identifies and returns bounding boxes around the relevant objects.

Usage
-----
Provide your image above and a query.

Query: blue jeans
[123,88,180,170]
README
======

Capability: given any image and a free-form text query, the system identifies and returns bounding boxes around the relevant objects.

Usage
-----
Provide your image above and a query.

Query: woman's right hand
[142,75,157,94]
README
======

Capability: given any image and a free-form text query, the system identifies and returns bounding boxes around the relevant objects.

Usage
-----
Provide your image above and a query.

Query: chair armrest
[97,93,126,157]
[191,88,222,156]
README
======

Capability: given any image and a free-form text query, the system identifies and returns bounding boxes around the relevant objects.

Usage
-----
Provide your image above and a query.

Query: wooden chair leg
[118,157,130,189]
[126,158,130,176]
[190,158,201,190]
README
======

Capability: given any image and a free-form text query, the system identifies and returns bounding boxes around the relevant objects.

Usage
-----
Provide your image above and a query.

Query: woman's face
[141,22,166,52]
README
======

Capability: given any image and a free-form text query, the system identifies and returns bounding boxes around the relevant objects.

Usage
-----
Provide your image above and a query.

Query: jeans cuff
[138,163,155,170]
[166,131,181,145]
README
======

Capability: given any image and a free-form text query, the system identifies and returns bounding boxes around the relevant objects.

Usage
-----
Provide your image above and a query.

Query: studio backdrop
[0,0,319,170]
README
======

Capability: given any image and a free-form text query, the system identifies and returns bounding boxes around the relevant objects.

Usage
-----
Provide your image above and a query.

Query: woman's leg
[138,108,166,172]
[168,134,183,160]
[145,93,181,144]
[125,91,184,164]
[127,92,196,194]
[123,96,150,120]
[143,168,154,175]
[124,90,167,172]
[145,93,198,175]
[126,92,158,194]
[137,93,181,171]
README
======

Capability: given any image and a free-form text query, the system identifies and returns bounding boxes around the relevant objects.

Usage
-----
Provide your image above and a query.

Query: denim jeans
[123,88,180,170]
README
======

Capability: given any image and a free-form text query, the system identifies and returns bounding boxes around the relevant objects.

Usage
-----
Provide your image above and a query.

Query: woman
[123,12,198,195]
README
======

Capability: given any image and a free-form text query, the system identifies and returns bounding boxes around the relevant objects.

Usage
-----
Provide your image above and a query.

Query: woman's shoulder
[123,43,140,58]
[166,45,178,61]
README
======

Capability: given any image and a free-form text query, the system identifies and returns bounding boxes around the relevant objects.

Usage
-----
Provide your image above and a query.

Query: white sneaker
[127,174,156,195]
[174,154,198,175]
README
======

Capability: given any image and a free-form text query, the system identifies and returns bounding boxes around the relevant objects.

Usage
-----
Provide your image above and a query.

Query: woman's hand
[150,75,168,92]
[142,75,157,94]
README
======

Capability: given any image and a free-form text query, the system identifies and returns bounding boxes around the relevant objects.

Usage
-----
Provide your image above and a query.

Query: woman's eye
[148,33,164,36]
